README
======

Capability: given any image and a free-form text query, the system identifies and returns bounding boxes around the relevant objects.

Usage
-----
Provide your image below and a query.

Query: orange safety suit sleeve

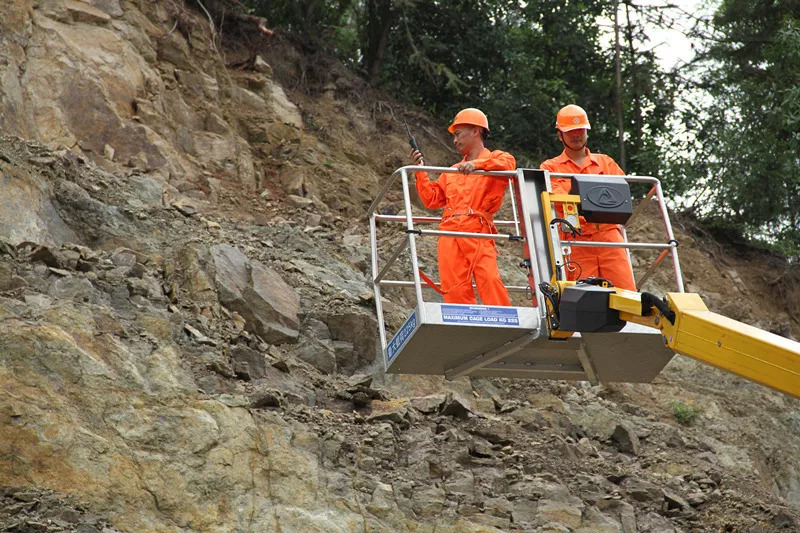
[470,150,516,172]
[601,156,624,176]
[414,170,448,209]
[540,160,573,224]
[540,160,571,195]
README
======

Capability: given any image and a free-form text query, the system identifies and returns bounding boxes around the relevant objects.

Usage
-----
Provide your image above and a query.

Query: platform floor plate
[385,304,675,383]
[385,303,541,375]
[473,324,675,382]
[582,323,675,382]
[469,336,588,380]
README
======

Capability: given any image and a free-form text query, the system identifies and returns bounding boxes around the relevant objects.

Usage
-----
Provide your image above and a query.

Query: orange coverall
[415,148,516,305]
[540,149,636,291]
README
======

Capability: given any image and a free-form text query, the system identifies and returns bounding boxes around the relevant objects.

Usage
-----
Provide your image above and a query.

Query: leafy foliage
[239,0,676,173]
[376,1,676,170]
[671,401,700,426]
[235,0,799,255]
[672,1,800,256]
[244,0,354,34]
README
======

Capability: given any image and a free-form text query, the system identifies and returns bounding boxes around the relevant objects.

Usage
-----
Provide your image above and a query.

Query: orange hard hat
[555,104,591,132]
[448,108,489,134]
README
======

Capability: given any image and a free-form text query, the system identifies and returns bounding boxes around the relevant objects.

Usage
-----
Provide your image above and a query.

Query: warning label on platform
[386,312,417,363]
[441,305,519,326]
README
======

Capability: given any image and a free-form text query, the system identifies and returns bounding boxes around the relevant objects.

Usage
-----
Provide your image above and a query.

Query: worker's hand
[410,149,425,166]
[455,161,476,174]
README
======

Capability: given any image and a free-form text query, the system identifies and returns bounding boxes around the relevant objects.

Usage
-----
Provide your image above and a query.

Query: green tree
[673,0,800,255]
[374,0,677,173]
[616,1,681,176]
[236,0,678,179]
[244,0,354,34]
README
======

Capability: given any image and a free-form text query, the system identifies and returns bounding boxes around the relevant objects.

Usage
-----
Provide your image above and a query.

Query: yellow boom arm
[610,291,800,399]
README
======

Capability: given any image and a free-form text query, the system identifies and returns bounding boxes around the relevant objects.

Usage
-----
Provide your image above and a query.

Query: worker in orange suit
[410,108,516,306]
[540,104,636,291]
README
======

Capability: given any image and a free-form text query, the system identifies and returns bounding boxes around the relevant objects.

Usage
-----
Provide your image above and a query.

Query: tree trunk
[364,0,394,82]
[614,0,626,170]
[625,2,644,161]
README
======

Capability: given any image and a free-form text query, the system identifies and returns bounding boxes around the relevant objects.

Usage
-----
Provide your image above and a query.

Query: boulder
[177,244,217,308]
[211,244,300,344]
[621,476,665,505]
[229,345,268,380]
[87,0,124,17]
[367,399,412,428]
[48,276,103,304]
[410,394,446,414]
[127,175,163,207]
[612,422,641,456]
[572,403,619,440]
[0,160,79,246]
[267,80,302,128]
[636,511,675,533]
[411,484,445,518]
[65,0,111,24]
[440,392,473,420]
[175,69,219,101]
[0,263,28,291]
[326,311,378,371]
[511,499,539,527]
[293,339,336,374]
[535,497,584,529]
[253,55,272,75]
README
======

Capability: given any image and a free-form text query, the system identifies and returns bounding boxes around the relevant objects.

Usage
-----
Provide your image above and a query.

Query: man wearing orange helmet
[540,104,636,291]
[410,108,516,306]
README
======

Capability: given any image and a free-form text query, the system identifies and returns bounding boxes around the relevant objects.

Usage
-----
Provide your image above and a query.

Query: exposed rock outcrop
[211,243,300,344]
[0,1,798,532]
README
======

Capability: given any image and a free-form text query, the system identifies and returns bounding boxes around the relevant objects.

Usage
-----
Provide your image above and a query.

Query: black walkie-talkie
[404,118,421,154]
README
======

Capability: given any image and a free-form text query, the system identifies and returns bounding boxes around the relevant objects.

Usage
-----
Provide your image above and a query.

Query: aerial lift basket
[368,167,682,383]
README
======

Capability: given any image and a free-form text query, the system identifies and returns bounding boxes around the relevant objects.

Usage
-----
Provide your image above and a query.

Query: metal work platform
[384,302,674,383]
[385,302,541,376]
[368,166,684,384]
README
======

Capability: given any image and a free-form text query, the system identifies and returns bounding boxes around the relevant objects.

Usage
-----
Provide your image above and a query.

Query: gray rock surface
[211,243,300,344]
[0,155,79,246]
[0,2,798,532]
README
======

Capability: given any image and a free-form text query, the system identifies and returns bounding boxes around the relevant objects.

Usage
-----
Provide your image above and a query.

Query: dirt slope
[0,2,798,532]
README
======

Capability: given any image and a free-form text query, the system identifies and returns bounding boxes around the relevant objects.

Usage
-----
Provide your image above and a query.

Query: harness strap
[417,233,488,296]
[443,208,498,237]
[417,206,498,297]
[418,268,446,295]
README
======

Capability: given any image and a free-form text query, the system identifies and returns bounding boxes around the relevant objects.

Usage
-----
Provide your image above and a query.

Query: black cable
[641,292,676,325]
[577,276,614,288]
[550,217,581,238]
[538,282,561,329]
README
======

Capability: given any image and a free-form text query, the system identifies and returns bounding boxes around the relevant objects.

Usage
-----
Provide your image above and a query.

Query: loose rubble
[0,1,799,532]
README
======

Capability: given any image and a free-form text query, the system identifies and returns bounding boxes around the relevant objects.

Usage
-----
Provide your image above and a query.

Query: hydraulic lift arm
[541,173,800,400]
[609,290,800,399]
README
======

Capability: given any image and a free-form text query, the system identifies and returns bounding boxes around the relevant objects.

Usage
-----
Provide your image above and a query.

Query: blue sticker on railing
[441,305,519,325]
[386,312,417,363]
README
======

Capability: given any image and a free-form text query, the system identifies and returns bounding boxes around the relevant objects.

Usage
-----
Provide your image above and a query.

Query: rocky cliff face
[1,2,799,532]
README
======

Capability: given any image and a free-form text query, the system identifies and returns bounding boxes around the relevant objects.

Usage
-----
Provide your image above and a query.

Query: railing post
[654,179,685,292]
[369,213,388,350]
[547,172,685,293]
[509,176,521,238]
[400,169,426,309]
